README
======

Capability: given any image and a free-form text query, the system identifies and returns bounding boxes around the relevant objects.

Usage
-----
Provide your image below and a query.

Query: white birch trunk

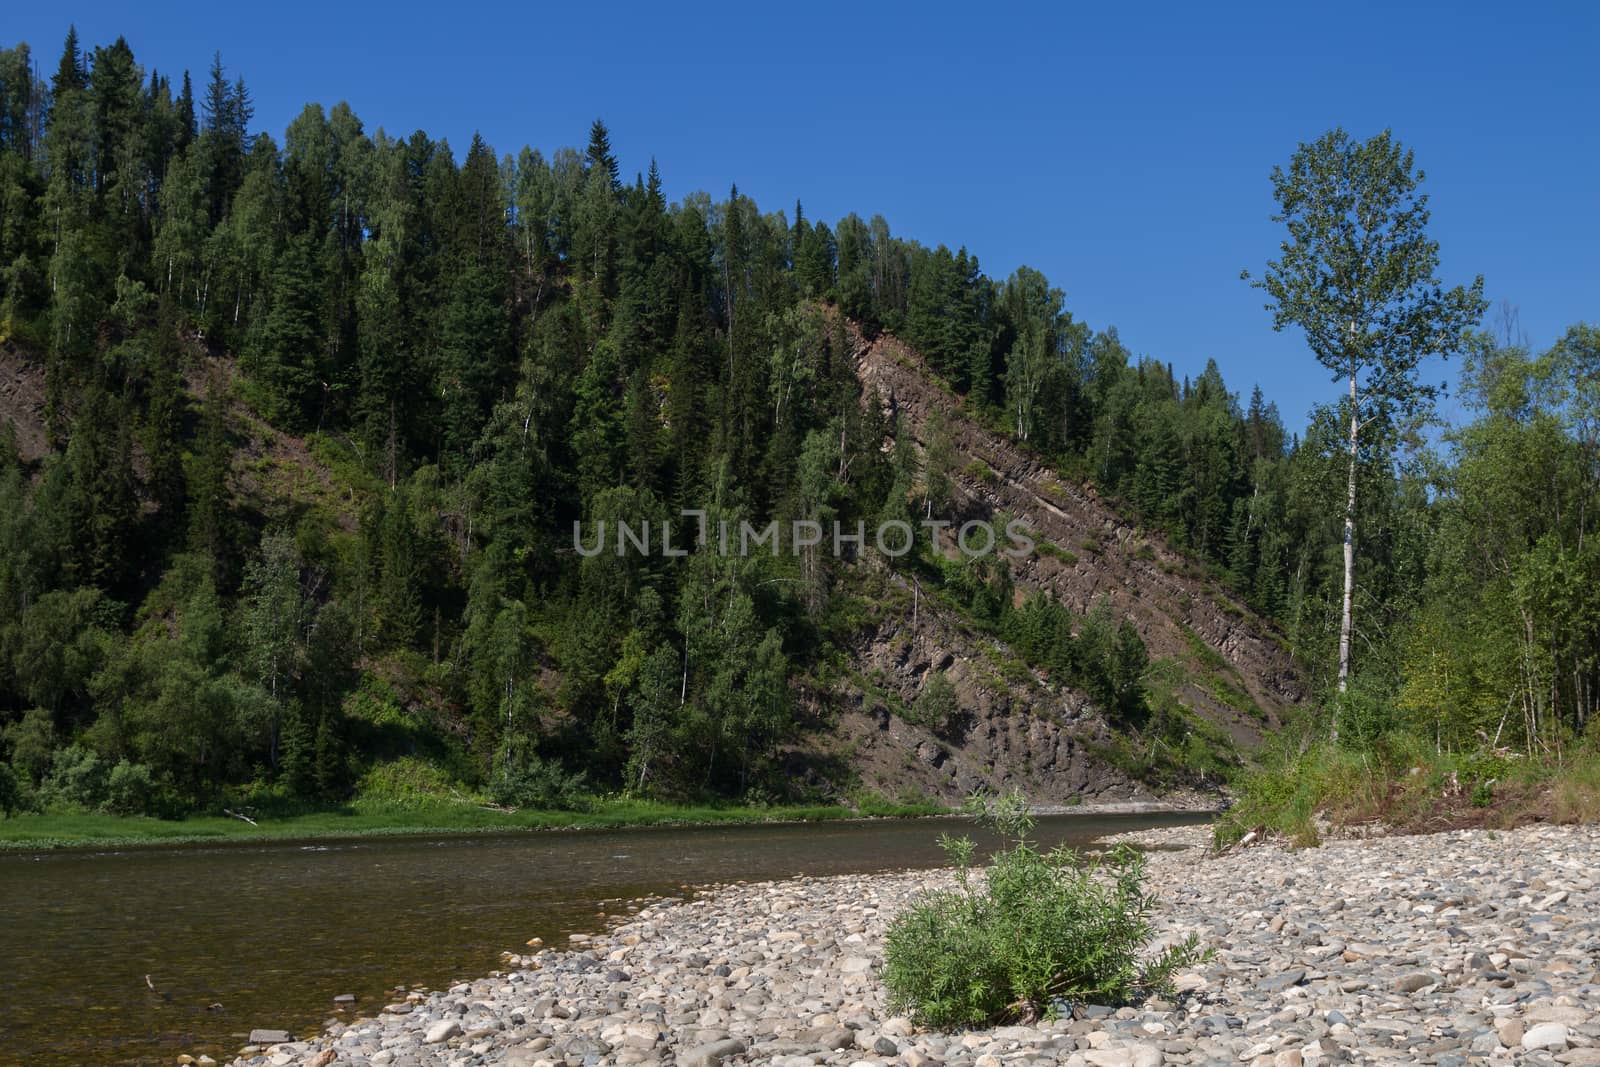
[1337,366,1358,729]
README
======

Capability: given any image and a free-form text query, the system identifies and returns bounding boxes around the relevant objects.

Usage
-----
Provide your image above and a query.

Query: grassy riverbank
[0,795,948,851]
[1214,736,1600,848]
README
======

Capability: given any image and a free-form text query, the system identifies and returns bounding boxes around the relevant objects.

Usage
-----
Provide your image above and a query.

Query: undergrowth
[1214,727,1600,850]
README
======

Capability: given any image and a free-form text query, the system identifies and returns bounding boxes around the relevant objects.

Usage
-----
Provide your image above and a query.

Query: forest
[0,30,1596,823]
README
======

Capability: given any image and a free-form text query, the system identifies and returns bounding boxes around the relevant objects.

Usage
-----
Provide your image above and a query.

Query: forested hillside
[0,31,1595,822]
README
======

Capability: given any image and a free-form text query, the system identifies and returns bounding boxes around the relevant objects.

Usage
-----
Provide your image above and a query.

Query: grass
[963,458,998,485]
[1552,755,1600,822]
[1178,624,1230,674]
[1035,540,1078,567]
[0,795,948,852]
[1171,624,1266,721]
[1199,674,1267,722]
[1213,737,1600,850]
[1036,476,1073,504]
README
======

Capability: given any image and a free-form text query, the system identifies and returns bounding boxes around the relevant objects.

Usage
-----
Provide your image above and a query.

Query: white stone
[1523,1023,1569,1051]
[424,1019,462,1044]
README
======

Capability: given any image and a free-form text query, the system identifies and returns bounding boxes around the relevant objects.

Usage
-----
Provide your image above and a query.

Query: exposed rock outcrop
[849,325,1303,746]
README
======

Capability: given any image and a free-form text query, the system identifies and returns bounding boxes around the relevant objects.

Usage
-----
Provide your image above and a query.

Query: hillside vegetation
[0,32,1595,831]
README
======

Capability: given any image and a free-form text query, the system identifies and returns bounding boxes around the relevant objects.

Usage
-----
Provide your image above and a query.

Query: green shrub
[1458,748,1512,793]
[4,707,57,785]
[882,791,1208,1027]
[38,746,109,811]
[964,459,998,484]
[1212,741,1385,849]
[488,754,591,811]
[104,760,161,816]
[909,671,967,739]
[0,762,21,816]
[354,755,463,806]
[1035,540,1077,567]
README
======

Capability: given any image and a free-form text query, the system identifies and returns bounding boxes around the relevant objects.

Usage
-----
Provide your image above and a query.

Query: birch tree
[1001,266,1063,442]
[1244,129,1484,711]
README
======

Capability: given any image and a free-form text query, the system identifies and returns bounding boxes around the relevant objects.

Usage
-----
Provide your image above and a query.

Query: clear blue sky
[8,1,1597,434]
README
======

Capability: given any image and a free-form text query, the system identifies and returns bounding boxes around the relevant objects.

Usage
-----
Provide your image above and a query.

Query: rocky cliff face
[788,572,1156,806]
[849,324,1303,747]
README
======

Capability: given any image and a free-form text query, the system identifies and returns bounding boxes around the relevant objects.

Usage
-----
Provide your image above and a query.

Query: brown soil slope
[850,325,1303,745]
[0,344,49,464]
[0,340,354,527]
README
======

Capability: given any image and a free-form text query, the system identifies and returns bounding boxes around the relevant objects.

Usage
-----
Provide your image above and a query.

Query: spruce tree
[174,70,196,153]
[585,118,619,191]
[250,232,322,427]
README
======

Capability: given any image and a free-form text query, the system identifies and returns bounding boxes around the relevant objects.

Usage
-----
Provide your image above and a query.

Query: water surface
[0,810,1207,1065]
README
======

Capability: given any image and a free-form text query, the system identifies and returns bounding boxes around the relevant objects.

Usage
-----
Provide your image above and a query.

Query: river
[0,810,1208,1065]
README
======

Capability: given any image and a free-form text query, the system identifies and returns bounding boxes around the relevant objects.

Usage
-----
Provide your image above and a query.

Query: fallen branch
[449,786,516,814]
[222,809,258,826]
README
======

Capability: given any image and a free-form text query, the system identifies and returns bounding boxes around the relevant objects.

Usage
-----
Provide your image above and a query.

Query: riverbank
[228,821,1600,1066]
[0,797,953,851]
[0,794,1228,852]
[1214,741,1600,850]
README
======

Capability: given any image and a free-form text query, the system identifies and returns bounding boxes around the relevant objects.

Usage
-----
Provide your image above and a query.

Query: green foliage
[882,790,1208,1027]
[0,32,1287,816]
[38,745,108,811]
[104,760,162,816]
[999,595,1151,725]
[1244,127,1487,692]
[488,755,591,812]
[1213,746,1339,850]
[1394,326,1600,751]
[1035,541,1077,566]
[0,761,21,816]
[909,671,966,739]
[1246,129,1486,417]
[0,794,953,850]
[1210,677,1600,848]
[963,458,997,485]
[1091,684,1240,788]
[4,708,57,785]
[354,756,463,807]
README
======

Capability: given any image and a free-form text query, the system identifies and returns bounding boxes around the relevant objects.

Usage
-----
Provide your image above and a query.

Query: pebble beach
[226,822,1600,1067]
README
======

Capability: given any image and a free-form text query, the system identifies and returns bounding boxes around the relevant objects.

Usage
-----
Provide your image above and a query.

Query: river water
[0,810,1208,1065]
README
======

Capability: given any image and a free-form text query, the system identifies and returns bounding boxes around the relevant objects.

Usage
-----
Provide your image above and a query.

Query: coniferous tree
[173,70,196,154]
[584,118,620,191]
[249,231,322,426]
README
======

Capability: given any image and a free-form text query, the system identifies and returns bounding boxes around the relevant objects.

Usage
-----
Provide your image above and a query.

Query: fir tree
[584,118,619,191]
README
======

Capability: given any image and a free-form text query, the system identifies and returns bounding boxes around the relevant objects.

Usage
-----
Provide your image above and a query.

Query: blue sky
[8,1,1597,434]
